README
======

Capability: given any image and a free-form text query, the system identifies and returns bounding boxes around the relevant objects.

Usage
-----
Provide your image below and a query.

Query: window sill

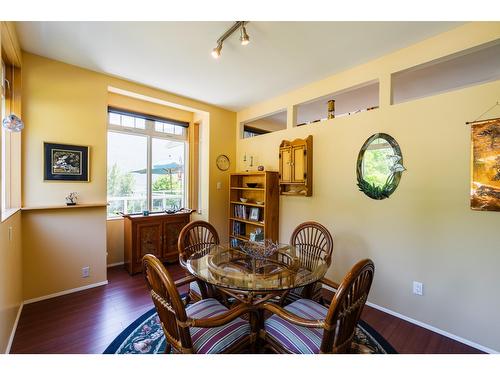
[1,207,21,223]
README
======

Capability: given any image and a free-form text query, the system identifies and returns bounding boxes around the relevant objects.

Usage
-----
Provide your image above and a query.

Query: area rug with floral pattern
[103,304,397,354]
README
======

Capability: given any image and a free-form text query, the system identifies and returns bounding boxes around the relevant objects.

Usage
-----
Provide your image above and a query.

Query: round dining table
[186,242,330,305]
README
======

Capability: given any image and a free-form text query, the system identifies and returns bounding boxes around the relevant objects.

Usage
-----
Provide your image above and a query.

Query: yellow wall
[22,208,106,300]
[0,212,22,353]
[236,22,500,352]
[21,52,236,298]
[0,23,23,353]
[106,218,124,265]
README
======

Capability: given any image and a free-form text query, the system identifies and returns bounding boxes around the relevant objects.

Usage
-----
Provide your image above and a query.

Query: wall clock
[216,154,230,171]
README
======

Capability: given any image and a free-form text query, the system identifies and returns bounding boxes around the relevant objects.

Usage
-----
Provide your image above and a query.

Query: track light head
[211,43,222,59]
[240,25,250,46]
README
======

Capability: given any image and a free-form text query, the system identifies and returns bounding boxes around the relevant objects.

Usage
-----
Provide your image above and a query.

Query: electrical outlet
[82,266,90,278]
[8,227,13,241]
[413,281,423,296]
[216,181,222,190]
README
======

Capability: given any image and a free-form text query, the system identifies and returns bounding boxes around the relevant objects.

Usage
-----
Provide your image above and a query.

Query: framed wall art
[44,142,90,182]
[470,118,500,211]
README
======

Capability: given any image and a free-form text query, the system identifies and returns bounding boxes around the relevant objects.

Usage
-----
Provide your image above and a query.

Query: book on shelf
[233,204,248,219]
[232,221,246,236]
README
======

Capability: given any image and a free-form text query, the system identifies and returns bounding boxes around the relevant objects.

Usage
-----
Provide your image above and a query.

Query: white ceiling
[16,21,463,111]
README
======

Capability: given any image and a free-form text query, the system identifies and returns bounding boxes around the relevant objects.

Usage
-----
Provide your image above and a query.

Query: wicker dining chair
[282,221,334,304]
[178,220,220,302]
[260,258,375,354]
[142,254,256,354]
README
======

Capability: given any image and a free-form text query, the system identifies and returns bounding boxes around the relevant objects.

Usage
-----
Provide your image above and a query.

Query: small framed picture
[249,207,260,221]
[44,142,90,181]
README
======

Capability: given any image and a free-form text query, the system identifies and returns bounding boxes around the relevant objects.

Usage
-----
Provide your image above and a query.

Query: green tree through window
[362,141,394,187]
[107,163,135,196]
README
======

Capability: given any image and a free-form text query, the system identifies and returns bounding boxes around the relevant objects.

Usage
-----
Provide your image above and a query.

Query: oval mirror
[357,133,405,200]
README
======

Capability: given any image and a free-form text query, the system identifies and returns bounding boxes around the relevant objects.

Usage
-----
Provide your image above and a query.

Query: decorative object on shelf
[243,153,254,172]
[143,210,150,216]
[255,200,264,205]
[327,99,335,119]
[257,165,264,171]
[44,142,90,182]
[249,207,260,221]
[469,117,500,211]
[239,197,248,203]
[356,133,405,200]
[65,192,78,206]
[249,228,264,242]
[279,136,313,196]
[216,154,230,171]
[165,202,180,214]
[246,182,258,188]
[2,64,24,132]
[2,114,24,132]
[239,238,279,259]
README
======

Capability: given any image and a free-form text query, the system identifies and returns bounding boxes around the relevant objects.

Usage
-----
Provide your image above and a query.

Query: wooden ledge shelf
[21,203,108,211]
[230,234,250,241]
[230,187,265,191]
[230,217,265,226]
[230,201,265,207]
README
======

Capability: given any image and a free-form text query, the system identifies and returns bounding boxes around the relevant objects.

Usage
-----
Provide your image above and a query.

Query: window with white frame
[1,59,6,214]
[107,107,188,218]
[1,59,13,219]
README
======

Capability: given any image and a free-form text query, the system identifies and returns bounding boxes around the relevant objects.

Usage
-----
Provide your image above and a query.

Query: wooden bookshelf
[228,171,279,245]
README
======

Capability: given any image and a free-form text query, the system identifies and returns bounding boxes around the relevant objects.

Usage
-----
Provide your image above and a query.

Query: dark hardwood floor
[10,264,482,354]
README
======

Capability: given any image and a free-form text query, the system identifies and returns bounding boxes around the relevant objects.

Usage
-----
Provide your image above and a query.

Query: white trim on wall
[5,303,23,354]
[23,280,108,305]
[322,284,498,354]
[107,262,124,268]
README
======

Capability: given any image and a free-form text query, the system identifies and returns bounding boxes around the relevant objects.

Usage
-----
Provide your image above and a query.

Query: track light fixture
[211,21,250,59]
[240,24,250,46]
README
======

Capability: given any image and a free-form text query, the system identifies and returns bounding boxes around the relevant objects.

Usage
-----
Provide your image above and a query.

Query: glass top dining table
[186,242,330,294]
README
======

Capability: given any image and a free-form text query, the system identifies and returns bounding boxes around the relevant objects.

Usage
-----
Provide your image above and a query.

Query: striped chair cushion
[265,299,328,354]
[186,298,250,354]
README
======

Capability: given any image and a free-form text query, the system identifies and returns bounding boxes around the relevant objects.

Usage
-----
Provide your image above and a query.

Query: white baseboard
[5,303,23,354]
[107,261,124,268]
[23,280,109,305]
[322,284,497,354]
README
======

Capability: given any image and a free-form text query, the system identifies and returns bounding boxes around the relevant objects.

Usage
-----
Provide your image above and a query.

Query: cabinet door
[280,147,292,182]
[162,218,189,262]
[136,222,163,262]
[292,145,306,183]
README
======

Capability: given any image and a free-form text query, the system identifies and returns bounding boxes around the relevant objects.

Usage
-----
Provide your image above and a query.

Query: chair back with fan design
[321,259,374,353]
[290,221,334,271]
[178,220,220,269]
[142,254,192,352]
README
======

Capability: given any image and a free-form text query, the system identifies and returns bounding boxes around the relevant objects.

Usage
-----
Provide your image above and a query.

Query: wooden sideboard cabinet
[123,211,192,275]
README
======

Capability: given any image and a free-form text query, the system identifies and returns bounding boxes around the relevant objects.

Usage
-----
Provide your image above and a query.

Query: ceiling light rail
[211,21,250,59]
